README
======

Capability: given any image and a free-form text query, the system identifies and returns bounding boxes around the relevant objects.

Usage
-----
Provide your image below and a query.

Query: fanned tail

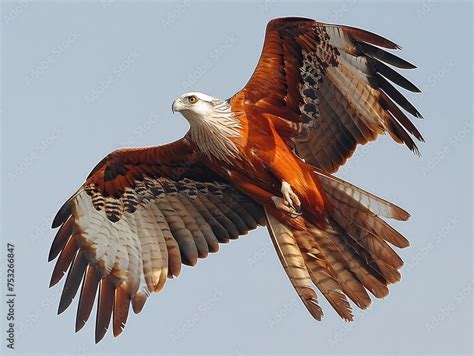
[314,168,409,284]
[265,170,410,319]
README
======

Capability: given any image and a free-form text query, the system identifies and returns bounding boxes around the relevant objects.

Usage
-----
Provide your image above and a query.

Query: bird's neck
[188,100,242,165]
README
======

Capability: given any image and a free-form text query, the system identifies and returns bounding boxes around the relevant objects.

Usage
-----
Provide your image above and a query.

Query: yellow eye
[188,95,198,104]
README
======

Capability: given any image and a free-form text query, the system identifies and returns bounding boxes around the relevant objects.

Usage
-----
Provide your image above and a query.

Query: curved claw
[271,196,301,218]
[281,182,301,212]
[289,209,302,218]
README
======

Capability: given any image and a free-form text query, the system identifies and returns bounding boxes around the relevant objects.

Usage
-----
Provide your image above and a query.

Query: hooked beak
[171,98,182,114]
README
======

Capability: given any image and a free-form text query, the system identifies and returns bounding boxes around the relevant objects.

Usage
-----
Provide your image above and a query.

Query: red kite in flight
[49,17,423,343]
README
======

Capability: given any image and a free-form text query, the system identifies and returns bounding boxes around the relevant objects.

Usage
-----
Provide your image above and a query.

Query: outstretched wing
[230,17,423,173]
[49,138,265,343]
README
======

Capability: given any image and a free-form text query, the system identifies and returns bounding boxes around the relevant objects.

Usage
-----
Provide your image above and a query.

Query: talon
[271,196,292,214]
[281,181,301,212]
[289,211,302,218]
[271,195,302,218]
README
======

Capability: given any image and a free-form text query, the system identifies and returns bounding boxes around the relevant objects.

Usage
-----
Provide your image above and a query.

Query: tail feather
[298,227,372,310]
[331,208,403,283]
[324,187,409,249]
[324,217,386,282]
[264,169,410,320]
[293,229,353,320]
[315,168,410,223]
[315,169,407,284]
[265,210,323,320]
[327,225,389,298]
[331,206,404,266]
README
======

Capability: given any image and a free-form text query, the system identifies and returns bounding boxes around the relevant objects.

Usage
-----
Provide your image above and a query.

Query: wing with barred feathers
[49,138,265,343]
[231,17,423,173]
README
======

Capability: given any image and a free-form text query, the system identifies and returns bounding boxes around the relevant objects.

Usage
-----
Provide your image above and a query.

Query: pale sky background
[1,0,472,355]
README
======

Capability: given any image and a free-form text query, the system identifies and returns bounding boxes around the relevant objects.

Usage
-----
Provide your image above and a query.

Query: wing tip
[49,270,65,288]
[48,251,57,263]
[345,26,400,50]
[57,301,69,315]
[52,201,72,228]
[398,210,411,222]
[358,42,417,69]
[401,61,417,70]
[95,327,108,344]
[75,319,86,333]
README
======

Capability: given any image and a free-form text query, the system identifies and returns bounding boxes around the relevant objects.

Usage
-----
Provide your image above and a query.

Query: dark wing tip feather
[49,271,64,288]
[377,74,422,118]
[48,251,57,263]
[373,58,421,93]
[379,91,424,143]
[408,142,421,157]
[57,251,87,315]
[52,200,72,228]
[343,25,400,49]
[50,237,78,287]
[414,111,423,119]
[95,277,115,343]
[358,42,416,69]
[386,114,420,157]
[76,266,101,333]
[48,217,73,262]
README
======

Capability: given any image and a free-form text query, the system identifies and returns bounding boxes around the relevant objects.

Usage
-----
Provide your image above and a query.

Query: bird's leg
[281,181,301,211]
[271,181,302,218]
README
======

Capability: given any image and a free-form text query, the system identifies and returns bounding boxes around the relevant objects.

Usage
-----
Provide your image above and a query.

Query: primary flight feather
[49,17,423,342]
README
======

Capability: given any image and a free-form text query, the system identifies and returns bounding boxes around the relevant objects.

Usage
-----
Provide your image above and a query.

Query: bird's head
[172,92,227,125]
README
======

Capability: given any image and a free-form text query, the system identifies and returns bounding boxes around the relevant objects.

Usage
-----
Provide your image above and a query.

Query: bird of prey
[49,17,423,343]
